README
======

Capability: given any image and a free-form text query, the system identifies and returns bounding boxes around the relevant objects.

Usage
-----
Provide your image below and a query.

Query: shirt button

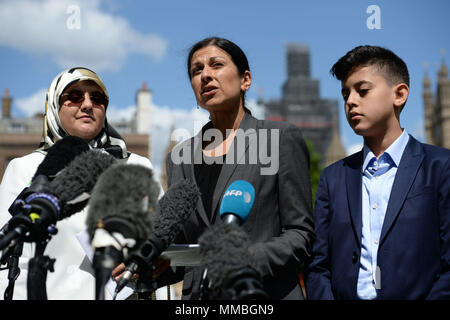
[374,239,379,245]
[374,161,378,166]
[372,204,378,209]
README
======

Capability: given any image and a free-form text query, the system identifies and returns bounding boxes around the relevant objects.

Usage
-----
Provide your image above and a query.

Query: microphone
[219,180,255,225]
[34,136,91,180]
[7,135,90,218]
[0,224,8,239]
[199,180,266,300]
[27,149,116,300]
[1,136,90,252]
[0,136,90,300]
[85,164,160,300]
[198,223,267,300]
[0,149,117,250]
[46,149,117,219]
[114,178,200,298]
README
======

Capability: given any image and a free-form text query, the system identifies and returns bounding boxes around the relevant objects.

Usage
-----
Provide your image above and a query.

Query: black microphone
[114,178,200,298]
[85,164,160,300]
[198,223,267,300]
[1,136,90,253]
[27,149,117,300]
[0,149,117,250]
[34,136,91,179]
[0,224,8,239]
[7,136,90,218]
[0,136,90,300]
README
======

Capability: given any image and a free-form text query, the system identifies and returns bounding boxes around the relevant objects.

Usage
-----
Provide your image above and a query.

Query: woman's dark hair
[187,37,251,108]
[330,45,410,87]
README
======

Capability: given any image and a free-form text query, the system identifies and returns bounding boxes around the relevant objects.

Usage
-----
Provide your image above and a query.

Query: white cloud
[0,0,168,71]
[106,104,136,122]
[14,88,47,117]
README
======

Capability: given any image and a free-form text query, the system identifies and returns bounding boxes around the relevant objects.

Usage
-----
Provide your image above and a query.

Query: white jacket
[0,151,156,300]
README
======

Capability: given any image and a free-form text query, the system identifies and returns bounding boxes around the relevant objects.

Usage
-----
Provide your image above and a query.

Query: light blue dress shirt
[356,130,410,299]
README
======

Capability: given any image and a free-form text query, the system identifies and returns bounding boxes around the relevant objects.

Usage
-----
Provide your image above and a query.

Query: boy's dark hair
[330,45,410,87]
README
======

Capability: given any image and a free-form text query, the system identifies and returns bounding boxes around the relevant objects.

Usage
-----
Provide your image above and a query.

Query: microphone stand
[135,268,157,300]
[1,240,24,300]
[26,237,55,300]
[93,246,123,300]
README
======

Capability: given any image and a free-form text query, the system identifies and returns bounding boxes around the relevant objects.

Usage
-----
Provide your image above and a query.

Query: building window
[10,123,26,133]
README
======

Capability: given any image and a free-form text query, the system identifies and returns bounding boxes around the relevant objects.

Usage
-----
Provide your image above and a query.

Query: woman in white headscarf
[0,67,156,300]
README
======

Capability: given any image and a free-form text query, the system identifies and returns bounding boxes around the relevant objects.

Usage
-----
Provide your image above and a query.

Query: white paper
[161,244,201,267]
[76,230,135,300]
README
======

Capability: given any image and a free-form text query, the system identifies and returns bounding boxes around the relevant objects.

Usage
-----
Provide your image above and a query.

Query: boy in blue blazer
[305,45,450,300]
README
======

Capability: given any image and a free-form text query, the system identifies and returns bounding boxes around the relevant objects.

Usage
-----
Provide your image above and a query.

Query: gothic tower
[423,50,450,149]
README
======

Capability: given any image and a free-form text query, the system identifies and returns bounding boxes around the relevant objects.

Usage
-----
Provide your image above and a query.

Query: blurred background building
[423,55,450,149]
[262,43,346,167]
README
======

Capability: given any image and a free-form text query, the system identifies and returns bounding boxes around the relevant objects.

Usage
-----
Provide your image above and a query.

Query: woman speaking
[163,37,315,300]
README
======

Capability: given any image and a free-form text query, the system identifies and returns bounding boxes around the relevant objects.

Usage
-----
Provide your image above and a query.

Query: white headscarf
[37,67,128,159]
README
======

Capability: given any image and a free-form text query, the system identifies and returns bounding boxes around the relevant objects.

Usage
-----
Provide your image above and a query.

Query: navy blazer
[305,136,450,299]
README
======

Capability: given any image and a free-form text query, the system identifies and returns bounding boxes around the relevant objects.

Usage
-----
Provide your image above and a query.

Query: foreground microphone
[0,150,117,250]
[198,223,267,300]
[198,179,264,300]
[0,136,89,300]
[27,149,117,300]
[114,179,200,298]
[1,136,90,250]
[219,180,255,225]
[34,136,91,180]
[7,136,90,218]
[85,164,160,300]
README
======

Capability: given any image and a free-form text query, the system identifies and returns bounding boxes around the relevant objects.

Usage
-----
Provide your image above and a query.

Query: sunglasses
[60,89,108,106]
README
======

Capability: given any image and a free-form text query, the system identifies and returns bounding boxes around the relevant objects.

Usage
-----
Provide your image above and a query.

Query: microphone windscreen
[86,164,159,246]
[219,180,255,223]
[47,150,117,220]
[199,223,255,290]
[34,136,90,179]
[153,179,200,245]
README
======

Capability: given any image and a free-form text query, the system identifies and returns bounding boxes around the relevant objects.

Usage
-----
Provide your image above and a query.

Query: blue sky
[0,0,449,173]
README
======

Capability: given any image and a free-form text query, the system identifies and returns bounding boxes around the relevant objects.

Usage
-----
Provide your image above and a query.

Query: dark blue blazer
[305,136,450,299]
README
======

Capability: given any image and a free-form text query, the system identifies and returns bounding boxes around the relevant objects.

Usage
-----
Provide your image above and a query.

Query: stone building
[423,56,450,149]
[262,43,346,167]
